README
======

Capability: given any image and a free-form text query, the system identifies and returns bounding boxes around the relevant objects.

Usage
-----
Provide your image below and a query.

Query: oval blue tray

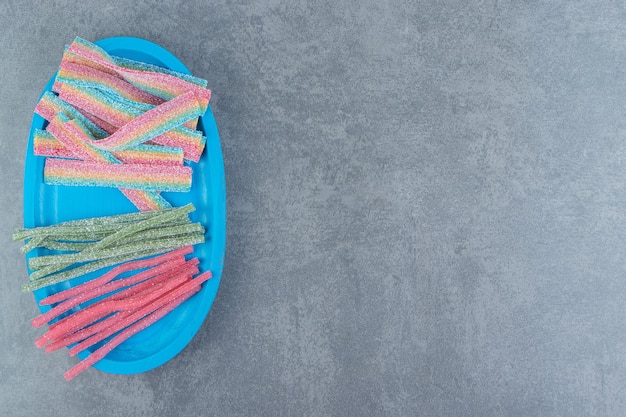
[23,37,226,374]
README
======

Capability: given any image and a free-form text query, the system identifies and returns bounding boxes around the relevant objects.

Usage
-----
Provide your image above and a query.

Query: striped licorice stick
[34,91,108,139]
[61,47,207,89]
[112,55,208,87]
[57,83,139,127]
[121,189,172,212]
[63,270,212,381]
[33,129,77,159]
[59,47,119,78]
[34,129,184,166]
[55,62,196,130]
[67,37,211,112]
[72,106,119,134]
[39,246,193,305]
[47,114,119,163]
[47,115,172,213]
[56,88,203,153]
[57,82,202,139]
[52,109,186,166]
[57,84,205,161]
[31,256,189,328]
[114,144,184,166]
[44,158,192,192]
[45,116,172,211]
[56,61,164,105]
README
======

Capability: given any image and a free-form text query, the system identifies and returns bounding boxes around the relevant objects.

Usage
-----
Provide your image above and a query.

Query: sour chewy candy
[46,113,175,211]
[18,37,216,380]
[15,204,204,291]
[56,61,164,106]
[63,282,203,381]
[67,37,211,111]
[33,37,211,211]
[34,130,184,166]
[44,158,192,192]
[56,83,205,161]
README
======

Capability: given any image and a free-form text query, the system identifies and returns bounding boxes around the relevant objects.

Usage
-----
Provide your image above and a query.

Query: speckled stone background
[1,1,625,416]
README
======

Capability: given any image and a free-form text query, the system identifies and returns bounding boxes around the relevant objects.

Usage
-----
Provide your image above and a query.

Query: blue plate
[23,37,226,374]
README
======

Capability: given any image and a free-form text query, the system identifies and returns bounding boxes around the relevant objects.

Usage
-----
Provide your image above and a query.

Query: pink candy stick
[104,258,198,303]
[32,256,187,328]
[48,260,198,328]
[64,285,202,381]
[68,267,203,356]
[40,247,193,305]
[45,311,125,353]
[48,264,198,353]
[37,262,198,348]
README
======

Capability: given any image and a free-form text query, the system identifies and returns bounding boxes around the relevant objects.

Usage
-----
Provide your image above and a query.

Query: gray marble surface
[1,1,625,416]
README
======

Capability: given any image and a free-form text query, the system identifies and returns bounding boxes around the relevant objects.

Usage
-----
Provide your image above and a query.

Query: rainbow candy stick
[56,61,164,105]
[67,37,211,112]
[44,158,192,192]
[34,91,108,139]
[55,62,196,130]
[47,114,119,163]
[60,47,205,89]
[57,83,139,127]
[57,84,204,156]
[112,55,208,87]
[57,83,205,161]
[33,129,77,159]
[80,110,118,134]
[34,129,184,166]
[84,90,202,152]
[113,144,184,166]
[44,116,174,210]
[60,47,120,77]
[57,47,204,130]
